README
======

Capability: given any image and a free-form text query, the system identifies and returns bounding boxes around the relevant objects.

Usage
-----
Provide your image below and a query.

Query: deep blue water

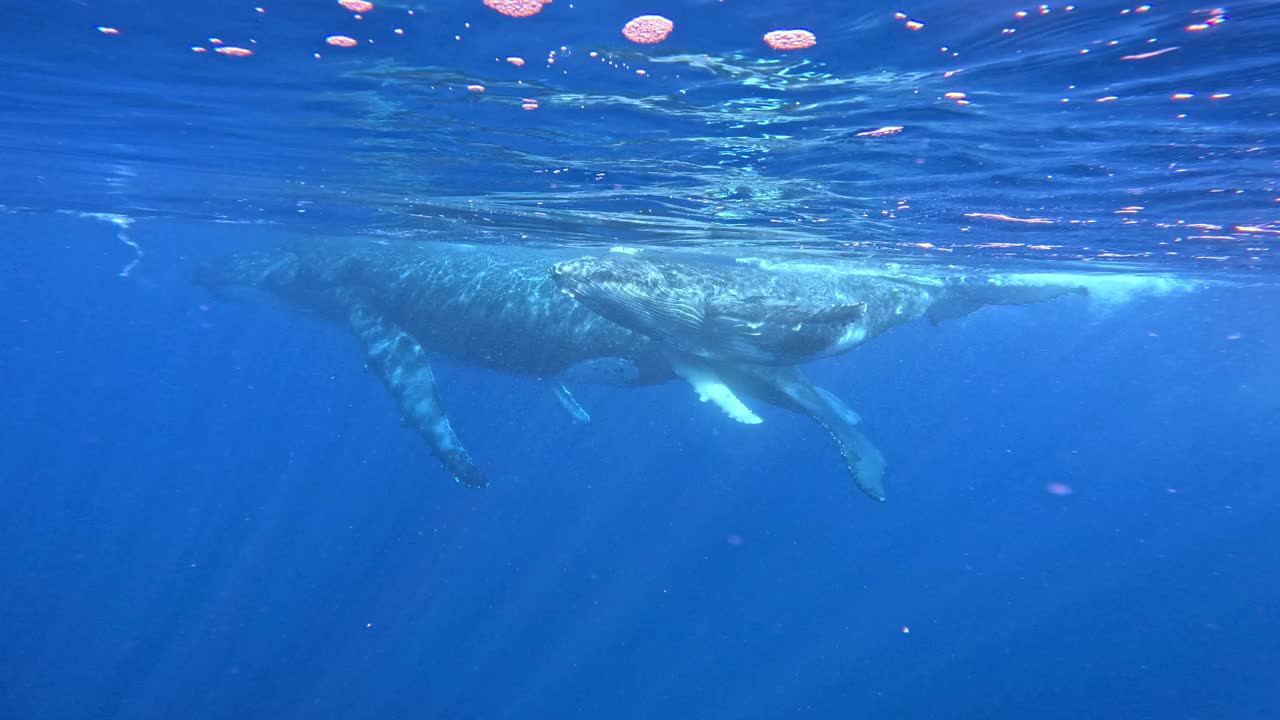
[3,1,1279,718]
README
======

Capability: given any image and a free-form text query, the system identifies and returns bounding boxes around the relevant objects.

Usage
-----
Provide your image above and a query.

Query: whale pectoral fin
[346,304,487,488]
[797,381,885,501]
[668,354,763,425]
[743,367,886,501]
[552,384,592,424]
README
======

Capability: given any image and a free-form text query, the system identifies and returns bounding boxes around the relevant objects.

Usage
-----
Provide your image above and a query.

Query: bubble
[622,15,673,45]
[215,46,254,56]
[339,0,373,11]
[763,29,816,51]
[97,26,120,35]
[467,84,485,92]
[506,56,525,66]
[484,0,545,18]
[326,35,358,47]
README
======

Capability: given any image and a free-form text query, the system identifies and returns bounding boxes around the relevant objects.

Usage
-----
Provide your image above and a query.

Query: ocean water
[2,0,1278,718]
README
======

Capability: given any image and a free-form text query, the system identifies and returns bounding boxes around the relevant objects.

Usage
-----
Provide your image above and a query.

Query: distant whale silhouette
[196,239,1089,502]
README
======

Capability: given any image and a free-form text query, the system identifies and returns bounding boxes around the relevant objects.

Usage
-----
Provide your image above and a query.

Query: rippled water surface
[5,0,1278,272]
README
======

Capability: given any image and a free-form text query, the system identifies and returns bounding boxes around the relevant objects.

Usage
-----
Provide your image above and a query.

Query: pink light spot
[1121,46,1179,61]
[484,0,545,18]
[467,84,485,92]
[622,15,673,45]
[763,29,817,51]
[326,35,358,47]
[1046,482,1074,496]
[856,126,903,137]
[506,56,525,66]
[902,626,911,634]
[521,102,539,111]
[905,20,925,30]
[97,26,120,35]
[339,0,374,11]
[215,46,254,56]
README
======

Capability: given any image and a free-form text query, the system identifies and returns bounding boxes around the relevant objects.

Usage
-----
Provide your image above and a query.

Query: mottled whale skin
[196,239,1085,502]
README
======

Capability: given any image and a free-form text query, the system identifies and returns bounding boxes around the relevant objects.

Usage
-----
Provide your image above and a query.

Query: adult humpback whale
[196,239,1086,502]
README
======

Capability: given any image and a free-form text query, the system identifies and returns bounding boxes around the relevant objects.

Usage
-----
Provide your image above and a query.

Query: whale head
[552,255,867,366]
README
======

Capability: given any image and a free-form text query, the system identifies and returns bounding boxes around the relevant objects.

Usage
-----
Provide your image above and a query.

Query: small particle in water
[944,91,966,99]
[905,19,924,30]
[902,626,911,634]
[394,28,403,35]
[191,46,207,52]
[507,56,525,66]
[97,26,120,35]
[726,534,744,546]
[215,46,253,56]
[1046,482,1074,496]
[339,0,373,11]
[1096,95,1119,102]
[326,35,358,47]
[622,15,673,45]
[763,29,816,51]
[484,0,545,18]
[1210,92,1230,99]
[467,84,485,92]
[1171,92,1194,100]
[521,102,539,110]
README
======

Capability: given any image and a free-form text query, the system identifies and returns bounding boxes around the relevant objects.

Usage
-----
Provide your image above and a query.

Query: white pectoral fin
[552,384,591,424]
[668,355,763,425]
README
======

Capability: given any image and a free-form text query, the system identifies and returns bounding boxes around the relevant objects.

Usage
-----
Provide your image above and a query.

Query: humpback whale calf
[196,239,1089,502]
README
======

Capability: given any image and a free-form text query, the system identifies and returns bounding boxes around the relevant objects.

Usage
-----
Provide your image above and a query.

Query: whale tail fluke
[346,301,488,488]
